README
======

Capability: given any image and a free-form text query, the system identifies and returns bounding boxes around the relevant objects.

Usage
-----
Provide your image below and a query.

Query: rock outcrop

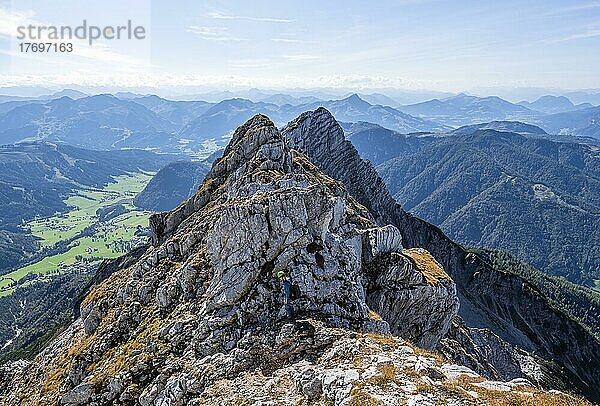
[0,114,467,405]
[365,249,458,350]
[0,111,594,405]
[282,107,600,402]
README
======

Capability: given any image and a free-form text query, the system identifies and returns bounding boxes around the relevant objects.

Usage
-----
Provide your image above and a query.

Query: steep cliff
[282,107,600,402]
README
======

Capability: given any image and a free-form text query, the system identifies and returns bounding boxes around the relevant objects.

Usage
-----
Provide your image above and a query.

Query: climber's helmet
[277,271,286,279]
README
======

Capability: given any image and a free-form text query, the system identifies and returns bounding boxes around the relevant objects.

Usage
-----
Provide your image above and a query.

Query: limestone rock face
[438,318,544,384]
[361,225,403,258]
[282,107,600,402]
[365,250,459,350]
[0,114,463,405]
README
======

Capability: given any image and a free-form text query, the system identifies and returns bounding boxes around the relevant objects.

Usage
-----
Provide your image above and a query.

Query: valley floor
[0,173,153,297]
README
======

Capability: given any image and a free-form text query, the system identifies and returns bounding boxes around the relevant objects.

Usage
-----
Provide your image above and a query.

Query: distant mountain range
[41,89,88,100]
[129,95,213,126]
[355,93,400,107]
[518,95,593,114]
[1,90,599,163]
[535,105,600,138]
[348,125,600,286]
[450,121,548,136]
[167,88,454,106]
[0,94,450,155]
[180,94,450,138]
[179,98,288,141]
[563,90,600,106]
[398,93,541,127]
[396,93,600,138]
[0,95,177,150]
[303,94,450,133]
[172,88,335,104]
[343,123,416,165]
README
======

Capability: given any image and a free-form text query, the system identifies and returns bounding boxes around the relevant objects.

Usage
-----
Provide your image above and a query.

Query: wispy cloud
[0,8,35,37]
[271,38,316,44]
[0,6,150,69]
[187,25,247,41]
[282,54,320,61]
[227,54,320,70]
[546,29,600,43]
[207,10,291,23]
[542,1,600,17]
[229,58,276,69]
[559,29,600,41]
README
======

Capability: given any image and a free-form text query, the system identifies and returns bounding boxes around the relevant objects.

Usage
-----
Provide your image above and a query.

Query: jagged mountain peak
[341,93,371,107]
[344,93,365,101]
[283,108,397,223]
[0,111,466,405]
[209,112,290,179]
[282,107,346,152]
[150,113,294,245]
[293,105,336,122]
[222,113,279,153]
[0,111,596,405]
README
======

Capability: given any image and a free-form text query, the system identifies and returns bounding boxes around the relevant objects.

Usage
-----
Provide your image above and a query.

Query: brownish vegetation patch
[348,390,385,406]
[368,309,383,321]
[403,339,446,365]
[471,386,590,406]
[403,248,450,285]
[88,316,164,385]
[82,264,130,306]
[365,332,400,347]
[40,330,96,397]
[367,364,399,389]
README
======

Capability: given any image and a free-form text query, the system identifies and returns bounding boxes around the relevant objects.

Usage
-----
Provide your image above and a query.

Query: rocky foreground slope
[0,112,595,405]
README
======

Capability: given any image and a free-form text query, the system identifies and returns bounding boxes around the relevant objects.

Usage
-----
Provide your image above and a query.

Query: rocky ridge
[0,114,446,404]
[282,107,600,402]
[0,112,593,405]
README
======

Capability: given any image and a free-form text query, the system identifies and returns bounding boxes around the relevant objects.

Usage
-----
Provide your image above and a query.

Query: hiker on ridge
[277,270,294,319]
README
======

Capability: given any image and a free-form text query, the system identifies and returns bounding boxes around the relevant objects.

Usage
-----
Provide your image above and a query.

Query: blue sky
[0,0,599,93]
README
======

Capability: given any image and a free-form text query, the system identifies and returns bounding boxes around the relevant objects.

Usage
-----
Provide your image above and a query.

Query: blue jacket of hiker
[283,279,292,300]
